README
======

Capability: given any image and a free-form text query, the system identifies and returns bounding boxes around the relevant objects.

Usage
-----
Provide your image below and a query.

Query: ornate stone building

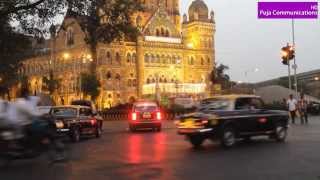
[22,0,216,109]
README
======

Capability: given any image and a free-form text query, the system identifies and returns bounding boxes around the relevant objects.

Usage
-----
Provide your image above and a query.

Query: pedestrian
[298,93,308,124]
[287,94,297,124]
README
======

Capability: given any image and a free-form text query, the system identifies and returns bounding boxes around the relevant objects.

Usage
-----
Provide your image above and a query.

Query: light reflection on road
[127,132,167,164]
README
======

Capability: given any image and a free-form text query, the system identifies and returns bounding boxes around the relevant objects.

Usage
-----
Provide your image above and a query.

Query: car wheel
[221,127,236,148]
[188,135,204,148]
[274,123,287,142]
[71,128,80,143]
[95,127,102,138]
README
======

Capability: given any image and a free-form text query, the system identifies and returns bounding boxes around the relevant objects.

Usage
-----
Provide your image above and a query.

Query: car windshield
[51,107,77,116]
[199,98,230,111]
[134,103,158,112]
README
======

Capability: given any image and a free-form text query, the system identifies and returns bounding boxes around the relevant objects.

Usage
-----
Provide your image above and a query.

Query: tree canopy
[68,0,142,72]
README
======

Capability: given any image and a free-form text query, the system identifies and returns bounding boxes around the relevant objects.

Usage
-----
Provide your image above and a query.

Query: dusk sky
[181,0,320,83]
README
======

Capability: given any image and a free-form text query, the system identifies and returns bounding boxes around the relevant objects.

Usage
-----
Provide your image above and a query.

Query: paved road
[1,117,320,180]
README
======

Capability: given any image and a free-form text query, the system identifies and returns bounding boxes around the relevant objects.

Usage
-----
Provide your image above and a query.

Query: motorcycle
[0,115,66,168]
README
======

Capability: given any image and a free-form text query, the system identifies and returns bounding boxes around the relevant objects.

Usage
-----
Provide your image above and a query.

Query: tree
[81,73,101,101]
[210,64,232,89]
[69,0,142,73]
[0,18,32,99]
[42,71,61,95]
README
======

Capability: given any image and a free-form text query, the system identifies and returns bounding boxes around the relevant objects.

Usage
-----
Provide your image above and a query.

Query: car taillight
[156,112,162,121]
[201,118,209,124]
[90,119,97,126]
[132,112,137,121]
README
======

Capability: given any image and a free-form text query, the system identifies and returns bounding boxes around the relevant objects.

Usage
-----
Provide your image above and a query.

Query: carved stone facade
[22,0,216,109]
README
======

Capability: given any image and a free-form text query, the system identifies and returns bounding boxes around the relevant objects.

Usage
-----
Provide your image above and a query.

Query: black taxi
[176,95,289,148]
[50,106,103,142]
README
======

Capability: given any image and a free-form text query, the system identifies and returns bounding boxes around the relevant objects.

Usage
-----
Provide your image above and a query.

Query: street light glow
[187,43,194,49]
[314,77,319,81]
[63,53,70,60]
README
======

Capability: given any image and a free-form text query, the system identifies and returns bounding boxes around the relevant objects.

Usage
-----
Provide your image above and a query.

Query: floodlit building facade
[22,0,216,108]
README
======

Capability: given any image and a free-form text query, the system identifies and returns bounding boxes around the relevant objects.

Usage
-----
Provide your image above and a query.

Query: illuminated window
[127,53,132,63]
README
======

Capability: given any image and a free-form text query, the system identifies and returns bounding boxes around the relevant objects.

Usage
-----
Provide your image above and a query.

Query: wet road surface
[1,117,320,180]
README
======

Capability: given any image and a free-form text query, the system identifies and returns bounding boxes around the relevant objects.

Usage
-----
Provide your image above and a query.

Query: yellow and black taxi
[176,95,289,148]
[50,106,103,142]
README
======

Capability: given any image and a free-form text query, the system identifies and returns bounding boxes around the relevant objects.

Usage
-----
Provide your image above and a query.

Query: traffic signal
[281,45,295,65]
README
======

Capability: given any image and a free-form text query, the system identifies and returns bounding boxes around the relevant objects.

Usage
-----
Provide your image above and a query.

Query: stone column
[136,36,144,98]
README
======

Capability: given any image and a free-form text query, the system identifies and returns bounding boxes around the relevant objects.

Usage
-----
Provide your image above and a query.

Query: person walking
[287,94,298,124]
[298,93,308,124]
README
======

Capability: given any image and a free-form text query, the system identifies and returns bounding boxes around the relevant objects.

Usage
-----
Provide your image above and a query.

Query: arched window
[172,56,177,64]
[156,55,160,63]
[136,16,142,27]
[177,56,181,64]
[128,79,132,87]
[201,57,204,65]
[161,28,165,36]
[127,53,132,64]
[159,77,163,83]
[145,54,150,63]
[115,73,121,80]
[98,49,106,65]
[106,51,111,64]
[146,78,151,84]
[156,29,160,36]
[165,29,170,37]
[152,78,156,83]
[132,53,136,64]
[207,57,211,64]
[66,27,74,46]
[133,79,137,87]
[151,54,155,63]
[106,71,112,80]
[161,55,165,64]
[116,52,121,64]
[164,78,167,83]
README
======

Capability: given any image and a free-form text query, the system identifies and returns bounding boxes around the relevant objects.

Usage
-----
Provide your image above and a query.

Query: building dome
[188,0,209,22]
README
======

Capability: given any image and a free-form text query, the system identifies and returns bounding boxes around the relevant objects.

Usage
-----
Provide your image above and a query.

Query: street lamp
[314,77,319,81]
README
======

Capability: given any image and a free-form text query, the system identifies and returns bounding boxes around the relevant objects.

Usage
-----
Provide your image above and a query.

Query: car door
[79,108,92,126]
[250,98,274,132]
[234,98,257,133]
